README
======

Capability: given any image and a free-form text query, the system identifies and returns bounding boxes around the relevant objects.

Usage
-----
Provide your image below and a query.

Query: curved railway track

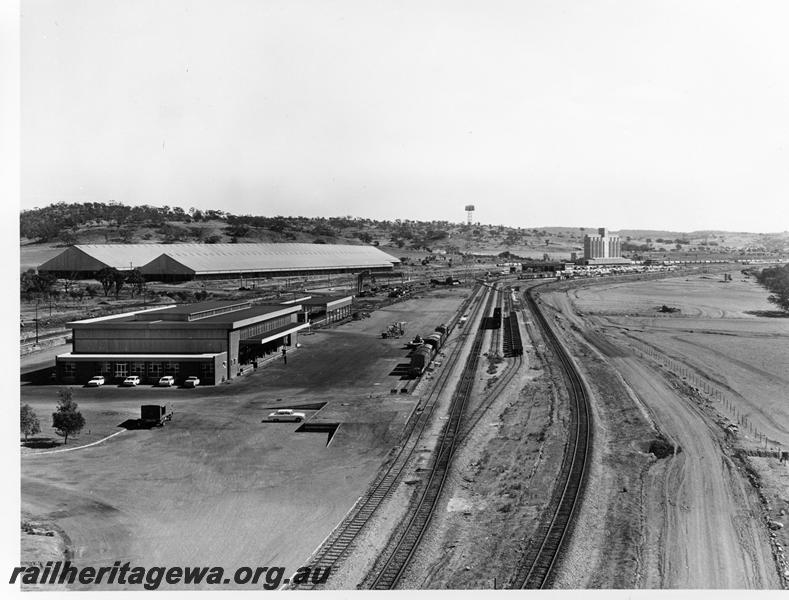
[295,278,591,590]
[289,283,492,590]
[510,283,592,589]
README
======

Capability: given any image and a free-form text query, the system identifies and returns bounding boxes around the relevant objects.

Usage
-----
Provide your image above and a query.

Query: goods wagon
[423,332,444,352]
[408,344,434,377]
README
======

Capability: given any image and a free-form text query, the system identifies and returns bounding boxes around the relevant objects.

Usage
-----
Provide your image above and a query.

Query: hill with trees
[19,201,789,264]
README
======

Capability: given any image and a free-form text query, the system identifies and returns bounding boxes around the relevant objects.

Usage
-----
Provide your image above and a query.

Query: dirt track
[542,271,783,588]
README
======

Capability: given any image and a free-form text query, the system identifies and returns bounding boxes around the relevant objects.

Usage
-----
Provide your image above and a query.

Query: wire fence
[630,339,785,456]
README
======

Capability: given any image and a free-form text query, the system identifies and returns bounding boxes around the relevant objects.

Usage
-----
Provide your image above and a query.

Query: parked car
[122,375,141,387]
[183,376,200,388]
[265,408,306,422]
[158,375,175,387]
[87,375,105,387]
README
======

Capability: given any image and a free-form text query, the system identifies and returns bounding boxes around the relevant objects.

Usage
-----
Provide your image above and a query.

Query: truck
[140,405,173,427]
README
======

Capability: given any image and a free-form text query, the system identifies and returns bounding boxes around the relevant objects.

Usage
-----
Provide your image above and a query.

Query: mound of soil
[648,437,678,458]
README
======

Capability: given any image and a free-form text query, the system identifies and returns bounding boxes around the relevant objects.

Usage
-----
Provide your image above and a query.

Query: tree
[20,269,37,295]
[756,264,789,313]
[61,271,81,295]
[112,270,126,299]
[52,388,85,445]
[118,227,135,243]
[58,230,78,246]
[20,404,41,441]
[32,272,57,296]
[126,269,145,297]
[95,267,117,297]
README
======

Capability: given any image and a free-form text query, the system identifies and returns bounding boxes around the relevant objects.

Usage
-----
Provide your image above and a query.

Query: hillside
[19,202,789,272]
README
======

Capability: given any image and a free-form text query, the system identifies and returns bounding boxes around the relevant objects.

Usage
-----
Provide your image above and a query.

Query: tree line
[20,267,146,300]
[21,201,465,245]
[755,264,789,312]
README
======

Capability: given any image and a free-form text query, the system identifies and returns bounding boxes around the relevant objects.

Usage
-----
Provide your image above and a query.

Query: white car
[158,376,175,387]
[87,375,105,387]
[122,375,141,387]
[266,408,306,423]
[184,376,200,388]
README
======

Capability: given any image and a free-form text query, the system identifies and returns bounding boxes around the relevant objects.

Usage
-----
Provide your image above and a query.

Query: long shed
[38,243,400,280]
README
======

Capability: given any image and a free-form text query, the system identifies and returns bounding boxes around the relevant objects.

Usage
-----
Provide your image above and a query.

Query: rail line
[290,283,492,589]
[509,283,592,589]
[488,285,503,357]
[458,287,524,443]
[20,329,71,348]
[365,287,493,589]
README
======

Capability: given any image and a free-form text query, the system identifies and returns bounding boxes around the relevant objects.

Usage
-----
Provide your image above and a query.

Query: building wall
[584,232,622,260]
[227,330,241,380]
[72,327,228,354]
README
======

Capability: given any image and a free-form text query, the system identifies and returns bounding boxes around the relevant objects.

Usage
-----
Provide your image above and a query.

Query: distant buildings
[582,228,630,265]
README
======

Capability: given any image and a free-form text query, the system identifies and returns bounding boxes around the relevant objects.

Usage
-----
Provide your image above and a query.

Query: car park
[158,376,175,387]
[87,375,105,387]
[122,375,141,387]
[265,408,306,422]
[184,376,200,388]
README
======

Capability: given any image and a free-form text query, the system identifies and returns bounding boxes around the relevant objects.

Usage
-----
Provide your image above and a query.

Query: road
[543,286,778,588]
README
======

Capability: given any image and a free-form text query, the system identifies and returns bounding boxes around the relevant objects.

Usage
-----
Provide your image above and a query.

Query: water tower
[465,204,475,225]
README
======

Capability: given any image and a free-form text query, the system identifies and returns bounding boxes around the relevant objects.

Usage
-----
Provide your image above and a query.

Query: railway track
[289,283,492,589]
[459,288,524,443]
[509,284,592,589]
[488,285,502,356]
[20,329,71,348]
[366,289,492,589]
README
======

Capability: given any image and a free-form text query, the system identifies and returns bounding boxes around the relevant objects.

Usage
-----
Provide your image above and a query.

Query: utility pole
[35,299,39,344]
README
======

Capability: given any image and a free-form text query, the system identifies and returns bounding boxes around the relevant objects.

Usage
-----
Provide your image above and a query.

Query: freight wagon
[408,344,434,378]
[423,332,444,352]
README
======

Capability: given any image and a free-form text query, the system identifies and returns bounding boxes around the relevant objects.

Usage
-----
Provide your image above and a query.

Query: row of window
[60,362,215,378]
[241,315,292,339]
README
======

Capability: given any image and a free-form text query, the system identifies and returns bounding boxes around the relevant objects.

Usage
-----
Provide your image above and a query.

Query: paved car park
[20,288,468,588]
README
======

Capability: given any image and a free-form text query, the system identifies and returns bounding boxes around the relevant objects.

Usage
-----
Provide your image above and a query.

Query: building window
[131,362,145,376]
[165,362,179,375]
[100,362,112,375]
[149,363,163,377]
[200,362,214,378]
[63,362,76,377]
[114,362,128,378]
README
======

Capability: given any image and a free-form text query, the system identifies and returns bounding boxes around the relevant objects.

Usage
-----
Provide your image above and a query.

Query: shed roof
[140,243,399,275]
[39,243,400,275]
[299,293,354,306]
[68,302,300,328]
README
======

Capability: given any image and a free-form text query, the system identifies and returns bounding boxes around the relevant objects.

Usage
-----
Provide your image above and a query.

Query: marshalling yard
[19,262,789,590]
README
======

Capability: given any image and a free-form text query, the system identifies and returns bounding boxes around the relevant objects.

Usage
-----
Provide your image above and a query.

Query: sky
[18,0,789,232]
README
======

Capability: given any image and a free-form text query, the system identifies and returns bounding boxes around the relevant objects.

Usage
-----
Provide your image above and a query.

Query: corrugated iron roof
[72,244,171,269]
[54,243,399,274]
[144,243,399,274]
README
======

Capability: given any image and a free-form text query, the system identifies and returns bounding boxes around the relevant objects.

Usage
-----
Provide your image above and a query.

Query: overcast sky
[20,0,789,232]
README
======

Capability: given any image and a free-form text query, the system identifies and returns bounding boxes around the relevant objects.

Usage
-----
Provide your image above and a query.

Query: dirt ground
[398,285,571,589]
[19,288,467,590]
[541,270,785,588]
[316,282,576,590]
